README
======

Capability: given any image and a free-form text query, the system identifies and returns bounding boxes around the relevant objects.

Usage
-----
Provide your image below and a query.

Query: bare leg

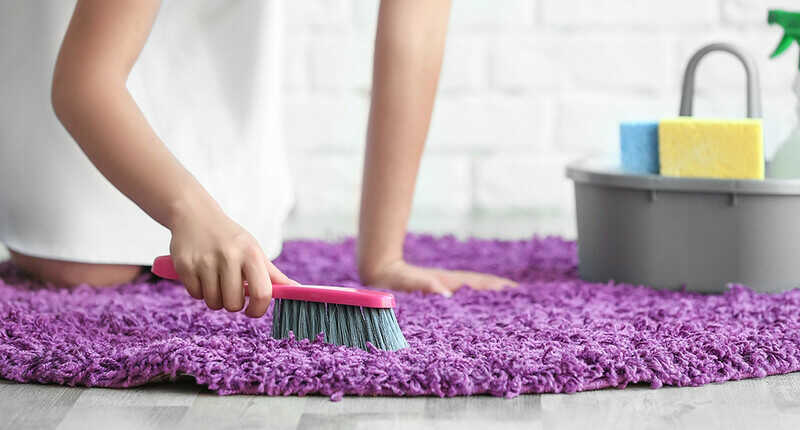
[9,249,144,286]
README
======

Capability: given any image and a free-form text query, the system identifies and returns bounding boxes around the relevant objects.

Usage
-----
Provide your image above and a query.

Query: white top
[0,1,292,265]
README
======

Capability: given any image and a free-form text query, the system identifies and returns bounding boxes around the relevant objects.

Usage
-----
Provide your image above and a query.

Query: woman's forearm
[357,0,451,281]
[52,0,218,230]
[52,75,217,229]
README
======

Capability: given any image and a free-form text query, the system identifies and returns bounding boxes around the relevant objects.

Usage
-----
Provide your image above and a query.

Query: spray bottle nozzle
[769,10,800,70]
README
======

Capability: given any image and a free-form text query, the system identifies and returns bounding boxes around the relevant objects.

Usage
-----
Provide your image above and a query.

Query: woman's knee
[9,249,143,286]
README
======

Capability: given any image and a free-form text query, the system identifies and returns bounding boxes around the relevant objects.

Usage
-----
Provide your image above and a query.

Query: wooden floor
[3,372,800,430]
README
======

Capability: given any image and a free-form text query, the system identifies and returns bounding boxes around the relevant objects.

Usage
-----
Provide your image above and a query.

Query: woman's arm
[52,0,293,316]
[358,0,516,294]
[52,0,198,230]
[357,0,450,281]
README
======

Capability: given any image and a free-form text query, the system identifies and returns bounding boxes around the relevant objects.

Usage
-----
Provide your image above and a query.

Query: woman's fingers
[243,255,271,318]
[266,261,298,286]
[173,257,203,299]
[198,260,223,310]
[476,274,518,290]
[391,264,453,297]
[461,274,506,291]
[220,254,244,312]
[426,278,453,297]
[438,270,517,291]
[183,274,203,299]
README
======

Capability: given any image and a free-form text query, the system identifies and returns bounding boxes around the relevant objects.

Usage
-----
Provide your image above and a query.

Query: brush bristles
[272,299,408,351]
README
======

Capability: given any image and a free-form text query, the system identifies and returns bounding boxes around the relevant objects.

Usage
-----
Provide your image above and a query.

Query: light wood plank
[297,396,427,430]
[540,374,800,430]
[297,395,541,430]
[542,384,715,429]
[54,381,199,430]
[56,406,188,430]
[767,371,800,415]
[177,393,307,430]
[423,394,541,422]
[71,381,200,408]
[0,380,83,430]
[701,374,800,429]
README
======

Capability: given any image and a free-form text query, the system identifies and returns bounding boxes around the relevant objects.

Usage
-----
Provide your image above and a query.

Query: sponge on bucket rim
[620,121,660,174]
[658,117,764,180]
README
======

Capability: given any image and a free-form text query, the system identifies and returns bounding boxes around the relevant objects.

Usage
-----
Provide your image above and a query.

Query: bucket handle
[679,43,762,118]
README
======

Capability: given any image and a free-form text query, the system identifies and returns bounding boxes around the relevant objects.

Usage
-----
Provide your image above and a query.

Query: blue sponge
[620,122,659,174]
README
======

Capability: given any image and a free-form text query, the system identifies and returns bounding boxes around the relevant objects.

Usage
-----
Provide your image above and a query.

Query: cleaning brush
[151,256,408,351]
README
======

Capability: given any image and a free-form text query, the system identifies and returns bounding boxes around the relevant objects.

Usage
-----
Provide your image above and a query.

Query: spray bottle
[766,9,800,178]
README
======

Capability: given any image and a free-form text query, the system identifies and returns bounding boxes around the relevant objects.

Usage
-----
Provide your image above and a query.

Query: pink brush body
[151,255,396,308]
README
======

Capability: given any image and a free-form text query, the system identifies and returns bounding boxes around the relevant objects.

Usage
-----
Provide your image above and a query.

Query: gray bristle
[271,300,408,351]
[349,305,366,348]
[271,299,282,338]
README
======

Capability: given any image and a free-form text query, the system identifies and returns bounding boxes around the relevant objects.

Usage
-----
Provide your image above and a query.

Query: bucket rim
[566,155,800,195]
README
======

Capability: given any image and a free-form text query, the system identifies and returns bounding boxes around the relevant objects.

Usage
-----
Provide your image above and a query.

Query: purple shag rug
[2,235,800,401]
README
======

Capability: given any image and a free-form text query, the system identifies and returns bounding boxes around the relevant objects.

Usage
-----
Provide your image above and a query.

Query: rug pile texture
[2,235,800,400]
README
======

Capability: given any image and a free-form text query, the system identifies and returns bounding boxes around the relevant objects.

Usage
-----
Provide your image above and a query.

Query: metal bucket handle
[679,43,762,118]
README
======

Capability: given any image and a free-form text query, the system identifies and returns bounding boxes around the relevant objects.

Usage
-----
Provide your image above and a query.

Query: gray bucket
[566,43,800,294]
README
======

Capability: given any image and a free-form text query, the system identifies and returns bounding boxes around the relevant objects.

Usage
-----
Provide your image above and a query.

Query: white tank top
[0,1,292,265]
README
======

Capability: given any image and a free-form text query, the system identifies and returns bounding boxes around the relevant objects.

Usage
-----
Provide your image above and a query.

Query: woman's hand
[360,259,517,296]
[168,203,295,318]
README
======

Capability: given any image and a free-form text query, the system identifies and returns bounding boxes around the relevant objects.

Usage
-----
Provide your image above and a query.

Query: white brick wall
[283,0,799,239]
[541,0,719,28]
[722,0,800,25]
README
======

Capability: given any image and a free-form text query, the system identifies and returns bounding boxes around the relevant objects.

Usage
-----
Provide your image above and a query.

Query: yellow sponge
[658,118,764,179]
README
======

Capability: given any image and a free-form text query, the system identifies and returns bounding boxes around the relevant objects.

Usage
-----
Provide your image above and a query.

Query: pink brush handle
[151,255,395,309]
